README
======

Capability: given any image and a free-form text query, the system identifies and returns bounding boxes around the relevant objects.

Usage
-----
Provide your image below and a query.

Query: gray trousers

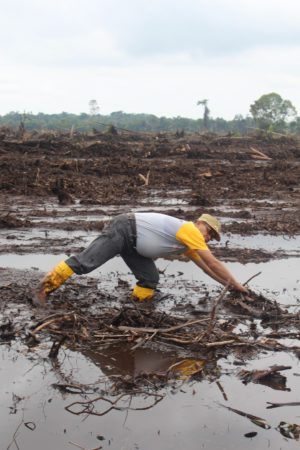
[66,214,159,289]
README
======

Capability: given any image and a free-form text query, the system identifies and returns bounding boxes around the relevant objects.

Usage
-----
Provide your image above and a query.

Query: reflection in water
[83,345,179,378]
[63,345,208,417]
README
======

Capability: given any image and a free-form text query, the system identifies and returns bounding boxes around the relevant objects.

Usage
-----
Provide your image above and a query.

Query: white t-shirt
[134,212,208,258]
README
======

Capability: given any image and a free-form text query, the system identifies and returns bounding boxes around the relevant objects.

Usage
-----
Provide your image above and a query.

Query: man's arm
[187,249,248,293]
[188,251,226,284]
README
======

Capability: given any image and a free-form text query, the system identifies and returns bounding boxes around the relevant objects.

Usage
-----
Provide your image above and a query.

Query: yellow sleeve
[184,249,202,262]
[175,222,208,251]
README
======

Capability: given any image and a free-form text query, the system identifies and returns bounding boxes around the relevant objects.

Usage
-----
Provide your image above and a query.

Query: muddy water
[1,344,300,449]
[1,218,300,449]
[0,250,299,305]
[1,254,300,449]
[1,129,300,448]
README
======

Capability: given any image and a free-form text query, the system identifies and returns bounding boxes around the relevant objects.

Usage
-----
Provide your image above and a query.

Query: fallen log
[250,146,272,160]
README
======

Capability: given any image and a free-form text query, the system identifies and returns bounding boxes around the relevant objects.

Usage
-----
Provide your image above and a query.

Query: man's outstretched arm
[188,249,248,293]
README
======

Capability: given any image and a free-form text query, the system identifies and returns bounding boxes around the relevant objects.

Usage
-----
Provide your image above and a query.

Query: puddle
[1,203,299,449]
[226,233,300,253]
[0,253,299,307]
[83,344,178,377]
[1,342,300,450]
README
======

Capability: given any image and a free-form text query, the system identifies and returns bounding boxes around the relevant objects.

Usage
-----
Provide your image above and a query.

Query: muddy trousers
[65,214,160,290]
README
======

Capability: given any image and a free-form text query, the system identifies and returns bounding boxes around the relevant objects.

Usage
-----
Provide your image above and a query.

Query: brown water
[1,203,299,449]
[1,341,300,450]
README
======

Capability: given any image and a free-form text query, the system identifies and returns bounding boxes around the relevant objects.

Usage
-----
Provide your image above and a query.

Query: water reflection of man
[84,345,177,379]
[34,212,248,305]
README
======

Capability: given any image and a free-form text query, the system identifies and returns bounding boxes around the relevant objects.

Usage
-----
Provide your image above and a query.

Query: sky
[1,0,300,120]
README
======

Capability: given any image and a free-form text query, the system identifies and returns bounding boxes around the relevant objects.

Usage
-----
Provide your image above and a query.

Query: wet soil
[0,130,300,449]
[1,130,300,234]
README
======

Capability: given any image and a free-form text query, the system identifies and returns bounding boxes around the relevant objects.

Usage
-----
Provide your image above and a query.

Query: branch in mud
[220,403,300,440]
[48,336,67,358]
[52,383,95,395]
[266,401,300,409]
[65,392,164,417]
[21,289,300,384]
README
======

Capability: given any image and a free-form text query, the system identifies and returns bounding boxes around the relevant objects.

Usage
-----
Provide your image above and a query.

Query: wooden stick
[216,381,228,401]
[243,271,262,286]
[205,339,236,347]
[205,285,230,335]
[68,441,86,450]
[266,401,300,409]
[31,313,75,334]
[138,170,150,186]
[118,318,209,334]
[131,331,157,351]
[250,147,271,160]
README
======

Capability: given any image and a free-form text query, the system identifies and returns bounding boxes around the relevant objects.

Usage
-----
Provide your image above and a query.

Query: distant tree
[289,116,300,134]
[250,93,297,131]
[197,99,210,130]
[231,114,254,134]
[88,99,100,116]
[4,109,298,134]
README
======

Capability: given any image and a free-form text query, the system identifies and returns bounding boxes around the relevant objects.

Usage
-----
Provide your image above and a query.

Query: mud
[0,129,300,449]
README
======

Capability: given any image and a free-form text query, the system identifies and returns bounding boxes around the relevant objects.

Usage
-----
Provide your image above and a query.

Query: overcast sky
[1,0,300,119]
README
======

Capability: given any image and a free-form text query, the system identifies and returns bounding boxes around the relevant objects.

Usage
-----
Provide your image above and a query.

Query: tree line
[1,93,299,135]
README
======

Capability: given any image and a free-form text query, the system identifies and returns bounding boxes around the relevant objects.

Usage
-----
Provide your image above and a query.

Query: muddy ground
[0,129,300,449]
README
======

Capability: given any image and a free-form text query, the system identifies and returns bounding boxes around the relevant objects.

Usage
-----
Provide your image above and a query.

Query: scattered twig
[52,383,93,394]
[131,330,157,351]
[243,271,262,286]
[138,170,150,186]
[250,147,272,160]
[205,284,229,336]
[65,392,164,417]
[31,313,79,334]
[216,381,228,401]
[48,336,67,359]
[6,414,24,450]
[68,442,86,450]
[118,318,209,334]
[219,403,271,429]
[266,401,300,409]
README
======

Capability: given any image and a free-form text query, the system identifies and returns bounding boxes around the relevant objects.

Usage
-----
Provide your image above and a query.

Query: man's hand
[230,283,249,294]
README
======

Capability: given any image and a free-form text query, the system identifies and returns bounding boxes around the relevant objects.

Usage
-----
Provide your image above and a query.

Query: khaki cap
[197,213,221,241]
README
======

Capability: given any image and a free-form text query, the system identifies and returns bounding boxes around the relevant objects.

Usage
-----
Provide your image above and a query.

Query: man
[34,212,248,305]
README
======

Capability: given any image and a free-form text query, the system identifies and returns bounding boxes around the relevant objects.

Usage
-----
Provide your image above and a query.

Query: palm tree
[197,99,210,130]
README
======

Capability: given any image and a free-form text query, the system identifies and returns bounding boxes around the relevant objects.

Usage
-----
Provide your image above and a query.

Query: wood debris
[238,365,291,383]
[250,146,272,160]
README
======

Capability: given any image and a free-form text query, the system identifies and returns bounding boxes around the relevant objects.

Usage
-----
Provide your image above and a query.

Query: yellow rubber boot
[33,261,74,306]
[132,285,155,301]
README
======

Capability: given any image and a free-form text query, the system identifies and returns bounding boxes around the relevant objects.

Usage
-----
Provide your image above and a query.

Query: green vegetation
[0,110,254,134]
[250,93,297,132]
[0,93,299,134]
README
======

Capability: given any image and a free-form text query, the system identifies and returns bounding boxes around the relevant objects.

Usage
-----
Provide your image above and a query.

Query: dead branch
[238,365,291,383]
[205,339,236,347]
[65,392,164,416]
[205,285,230,336]
[219,403,271,429]
[266,401,300,409]
[6,414,24,450]
[138,170,150,186]
[31,313,78,334]
[250,147,272,160]
[118,318,209,335]
[243,271,262,286]
[48,336,67,359]
[216,381,228,401]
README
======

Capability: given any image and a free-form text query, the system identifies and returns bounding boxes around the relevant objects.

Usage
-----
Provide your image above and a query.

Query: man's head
[196,213,221,242]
